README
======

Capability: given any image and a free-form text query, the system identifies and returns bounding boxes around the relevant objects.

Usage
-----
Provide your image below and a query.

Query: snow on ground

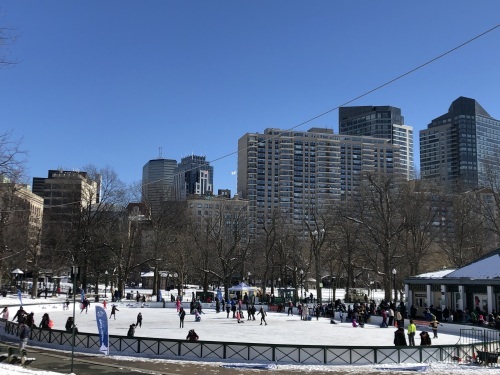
[1,291,462,346]
[0,363,63,375]
[1,289,497,374]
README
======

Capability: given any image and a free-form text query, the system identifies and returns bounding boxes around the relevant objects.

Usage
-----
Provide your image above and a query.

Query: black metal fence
[459,328,500,366]
[2,319,498,366]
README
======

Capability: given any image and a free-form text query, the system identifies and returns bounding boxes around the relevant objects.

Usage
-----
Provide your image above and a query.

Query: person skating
[429,318,441,338]
[186,329,199,341]
[231,300,237,318]
[1,306,9,320]
[65,317,78,333]
[25,312,35,328]
[393,326,407,346]
[396,309,403,328]
[226,302,231,318]
[12,306,27,323]
[250,305,256,320]
[257,306,267,325]
[136,312,143,327]
[236,309,244,323]
[179,307,186,328]
[419,330,432,346]
[194,309,201,322]
[380,309,388,328]
[127,323,136,338]
[109,305,119,320]
[39,313,50,329]
[388,307,395,326]
[80,298,90,314]
[407,319,416,346]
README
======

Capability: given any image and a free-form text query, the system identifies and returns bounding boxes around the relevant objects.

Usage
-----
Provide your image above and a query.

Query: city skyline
[1,2,499,193]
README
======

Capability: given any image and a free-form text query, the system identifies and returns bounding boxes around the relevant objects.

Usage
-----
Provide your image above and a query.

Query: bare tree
[41,166,128,295]
[344,172,407,301]
[0,24,17,67]
[0,132,27,286]
[478,158,500,246]
[398,180,441,275]
[329,200,365,302]
[439,191,493,267]
[141,200,187,299]
[0,131,25,182]
[189,199,250,300]
[304,214,327,305]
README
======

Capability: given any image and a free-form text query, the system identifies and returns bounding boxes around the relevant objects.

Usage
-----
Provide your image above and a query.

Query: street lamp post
[392,268,397,302]
[300,269,304,303]
[278,277,281,297]
[70,266,79,374]
[311,228,325,306]
[104,271,108,298]
[247,272,251,286]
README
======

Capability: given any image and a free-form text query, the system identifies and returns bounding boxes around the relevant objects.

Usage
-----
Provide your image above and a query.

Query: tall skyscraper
[142,158,177,209]
[174,155,214,200]
[32,170,101,207]
[419,97,500,190]
[32,170,101,247]
[339,106,414,180]
[238,128,403,231]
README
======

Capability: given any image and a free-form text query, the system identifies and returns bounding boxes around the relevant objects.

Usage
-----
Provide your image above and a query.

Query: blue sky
[1,1,499,195]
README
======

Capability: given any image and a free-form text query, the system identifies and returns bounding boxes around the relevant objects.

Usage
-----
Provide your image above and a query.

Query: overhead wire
[2,24,499,214]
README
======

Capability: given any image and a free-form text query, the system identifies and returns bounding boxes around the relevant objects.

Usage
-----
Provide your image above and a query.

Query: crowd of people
[3,288,500,352]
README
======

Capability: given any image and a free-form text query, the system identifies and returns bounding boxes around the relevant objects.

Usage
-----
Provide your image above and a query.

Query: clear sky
[1,1,499,195]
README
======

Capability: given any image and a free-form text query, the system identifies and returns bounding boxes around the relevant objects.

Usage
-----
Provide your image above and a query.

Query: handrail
[1,319,498,366]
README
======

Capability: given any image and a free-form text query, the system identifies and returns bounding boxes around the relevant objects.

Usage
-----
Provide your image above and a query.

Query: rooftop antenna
[158,147,163,159]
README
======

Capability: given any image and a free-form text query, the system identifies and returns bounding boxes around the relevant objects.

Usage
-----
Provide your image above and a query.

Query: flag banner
[95,306,109,355]
[216,288,223,301]
[158,289,163,302]
[17,289,23,306]
[81,288,85,302]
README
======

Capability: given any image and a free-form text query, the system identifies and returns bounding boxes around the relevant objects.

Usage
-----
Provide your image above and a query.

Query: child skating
[109,305,119,320]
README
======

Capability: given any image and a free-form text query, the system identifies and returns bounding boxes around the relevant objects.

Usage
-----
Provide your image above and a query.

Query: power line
[4,24,499,213]
[209,24,499,165]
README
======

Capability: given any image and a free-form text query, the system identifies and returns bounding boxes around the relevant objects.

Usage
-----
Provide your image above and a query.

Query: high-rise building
[174,155,213,200]
[0,182,43,257]
[32,170,101,207]
[142,158,177,209]
[32,170,101,254]
[419,97,500,190]
[339,105,414,180]
[238,127,403,231]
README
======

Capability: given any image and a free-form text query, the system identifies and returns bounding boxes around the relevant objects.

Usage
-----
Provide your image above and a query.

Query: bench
[476,350,499,366]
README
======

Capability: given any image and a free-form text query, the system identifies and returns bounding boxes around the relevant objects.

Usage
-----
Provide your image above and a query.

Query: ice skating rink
[7,300,463,347]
